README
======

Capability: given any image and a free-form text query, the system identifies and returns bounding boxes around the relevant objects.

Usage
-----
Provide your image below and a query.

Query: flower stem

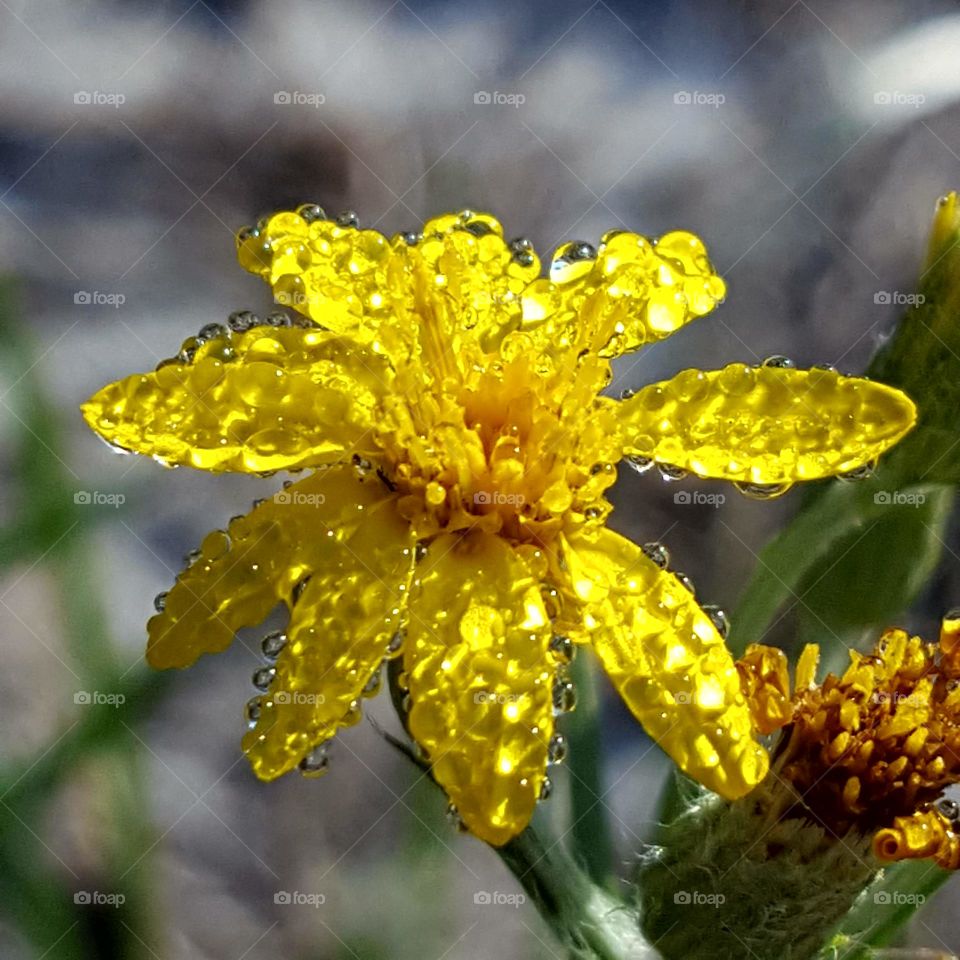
[565,655,615,886]
[497,827,657,960]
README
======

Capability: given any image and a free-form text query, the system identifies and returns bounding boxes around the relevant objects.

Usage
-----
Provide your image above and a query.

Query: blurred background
[2,0,960,956]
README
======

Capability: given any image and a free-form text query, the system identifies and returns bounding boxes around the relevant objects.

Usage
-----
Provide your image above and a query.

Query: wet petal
[243,497,416,779]
[563,527,768,799]
[518,229,725,359]
[736,644,794,735]
[147,467,392,668]
[237,210,395,335]
[239,209,539,359]
[404,531,554,845]
[82,326,391,473]
[619,364,916,483]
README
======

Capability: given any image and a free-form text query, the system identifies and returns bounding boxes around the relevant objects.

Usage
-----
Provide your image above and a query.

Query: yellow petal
[518,229,725,359]
[619,364,916,483]
[147,466,393,668]
[404,531,554,846]
[735,644,794,735]
[795,643,821,691]
[239,209,539,359]
[874,808,960,869]
[82,326,390,473]
[243,497,416,779]
[238,210,395,335]
[411,211,539,352]
[563,527,768,799]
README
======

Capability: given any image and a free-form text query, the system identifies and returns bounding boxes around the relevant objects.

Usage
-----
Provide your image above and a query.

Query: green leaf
[727,480,952,656]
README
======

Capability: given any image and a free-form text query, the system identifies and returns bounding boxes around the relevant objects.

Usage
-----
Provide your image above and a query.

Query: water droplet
[401,231,422,246]
[658,464,688,482]
[936,797,960,822]
[386,628,406,658]
[236,225,259,243]
[198,322,228,342]
[761,355,795,368]
[619,388,637,400]
[252,666,276,691]
[702,604,730,638]
[153,591,168,613]
[674,572,695,595]
[299,744,330,778]
[336,210,359,228]
[625,454,654,475]
[838,461,876,482]
[183,548,201,567]
[549,635,575,664]
[341,699,362,727]
[812,363,838,373]
[245,697,262,728]
[261,631,287,660]
[584,506,603,520]
[296,203,326,223]
[464,220,494,237]
[642,542,670,569]
[553,677,577,713]
[590,462,614,476]
[446,803,467,831]
[508,237,535,266]
[734,481,793,500]
[548,733,568,764]
[265,311,291,327]
[550,241,596,281]
[361,667,382,697]
[560,241,595,261]
[228,310,260,332]
[177,337,199,364]
[415,541,429,563]
[538,777,553,801]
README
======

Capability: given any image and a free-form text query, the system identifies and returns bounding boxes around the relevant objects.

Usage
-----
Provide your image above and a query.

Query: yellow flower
[82,207,915,845]
[737,613,960,870]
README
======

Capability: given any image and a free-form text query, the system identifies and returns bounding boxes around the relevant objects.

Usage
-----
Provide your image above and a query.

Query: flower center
[371,354,619,544]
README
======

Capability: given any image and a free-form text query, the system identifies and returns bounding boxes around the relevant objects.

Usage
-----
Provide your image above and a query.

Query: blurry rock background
[2,0,960,956]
